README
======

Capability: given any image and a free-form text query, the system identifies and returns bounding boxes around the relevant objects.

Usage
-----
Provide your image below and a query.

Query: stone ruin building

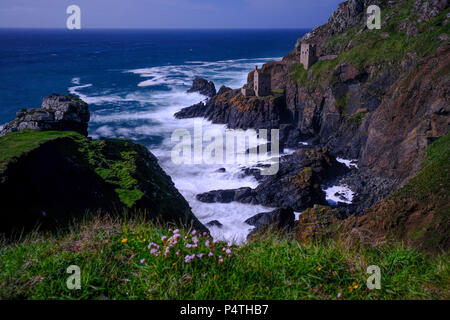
[299,42,318,70]
[241,66,271,97]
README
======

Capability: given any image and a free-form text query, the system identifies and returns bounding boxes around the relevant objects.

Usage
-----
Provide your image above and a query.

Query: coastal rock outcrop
[1,94,90,137]
[187,78,216,98]
[0,96,206,234]
[174,1,450,252]
[196,147,348,211]
[246,207,295,236]
[177,0,450,210]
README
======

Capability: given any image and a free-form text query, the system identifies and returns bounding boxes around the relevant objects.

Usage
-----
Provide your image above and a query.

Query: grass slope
[0,130,81,174]
[0,130,149,209]
[290,0,450,87]
[340,133,450,252]
[0,216,448,300]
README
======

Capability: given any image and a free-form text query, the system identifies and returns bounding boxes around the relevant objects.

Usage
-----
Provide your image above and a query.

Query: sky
[0,0,344,29]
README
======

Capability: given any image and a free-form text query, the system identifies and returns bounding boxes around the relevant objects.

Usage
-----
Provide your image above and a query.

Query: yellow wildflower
[316,266,322,271]
[121,238,128,244]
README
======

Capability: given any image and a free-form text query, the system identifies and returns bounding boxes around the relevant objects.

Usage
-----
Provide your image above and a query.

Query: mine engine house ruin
[299,42,318,70]
[241,66,271,97]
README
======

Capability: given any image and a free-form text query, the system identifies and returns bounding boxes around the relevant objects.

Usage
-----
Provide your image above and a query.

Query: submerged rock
[206,220,223,228]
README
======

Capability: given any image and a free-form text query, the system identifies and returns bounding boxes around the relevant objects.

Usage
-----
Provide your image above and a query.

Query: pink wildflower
[164,247,170,257]
[161,236,167,242]
[148,242,159,250]
[208,252,213,257]
[140,259,146,264]
[192,229,197,235]
[205,240,210,247]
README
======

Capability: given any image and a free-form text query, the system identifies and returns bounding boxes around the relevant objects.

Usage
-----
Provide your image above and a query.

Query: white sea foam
[70,56,284,243]
[71,77,81,85]
[336,157,358,168]
[323,185,354,204]
[127,57,282,90]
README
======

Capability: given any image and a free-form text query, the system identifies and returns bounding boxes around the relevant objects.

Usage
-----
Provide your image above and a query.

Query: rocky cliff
[0,95,206,234]
[175,0,449,250]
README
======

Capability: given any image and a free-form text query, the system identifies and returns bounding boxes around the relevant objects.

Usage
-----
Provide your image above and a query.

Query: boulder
[196,187,255,204]
[245,207,295,235]
[206,220,223,228]
[187,78,216,98]
[1,94,90,136]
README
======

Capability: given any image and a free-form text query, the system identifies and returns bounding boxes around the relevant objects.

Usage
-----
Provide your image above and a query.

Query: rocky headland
[177,0,450,250]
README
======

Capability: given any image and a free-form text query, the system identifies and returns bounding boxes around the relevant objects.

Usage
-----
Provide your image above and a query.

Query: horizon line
[0,27,312,30]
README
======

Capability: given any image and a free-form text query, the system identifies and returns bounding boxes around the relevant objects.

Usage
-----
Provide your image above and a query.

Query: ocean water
[0,29,308,242]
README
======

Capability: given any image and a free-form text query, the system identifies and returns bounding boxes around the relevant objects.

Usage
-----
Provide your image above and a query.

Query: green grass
[347,109,368,125]
[398,133,450,201]
[334,92,349,115]
[84,139,147,208]
[0,130,153,209]
[290,1,450,87]
[0,216,448,300]
[0,130,82,174]
[362,133,450,251]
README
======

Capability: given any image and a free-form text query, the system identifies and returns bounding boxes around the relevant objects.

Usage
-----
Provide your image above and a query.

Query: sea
[0,28,312,242]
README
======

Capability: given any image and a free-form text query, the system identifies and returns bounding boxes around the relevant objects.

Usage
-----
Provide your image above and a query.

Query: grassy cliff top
[0,130,83,174]
[0,215,448,300]
[0,130,160,210]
